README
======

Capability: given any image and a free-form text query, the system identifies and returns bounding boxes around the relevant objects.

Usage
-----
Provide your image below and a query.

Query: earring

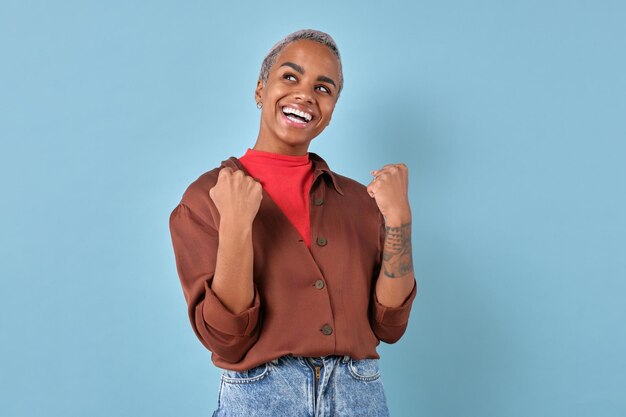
[256,102,263,109]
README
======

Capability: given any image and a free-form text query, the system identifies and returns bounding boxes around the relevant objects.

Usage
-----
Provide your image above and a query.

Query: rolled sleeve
[369,278,417,343]
[203,280,261,337]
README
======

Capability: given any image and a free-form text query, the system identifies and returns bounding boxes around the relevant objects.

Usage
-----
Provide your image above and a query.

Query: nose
[294,87,314,104]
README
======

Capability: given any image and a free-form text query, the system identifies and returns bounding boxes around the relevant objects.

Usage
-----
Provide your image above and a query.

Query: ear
[255,79,263,104]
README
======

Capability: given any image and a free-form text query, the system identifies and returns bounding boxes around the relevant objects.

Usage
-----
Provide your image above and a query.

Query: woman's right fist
[209,167,263,226]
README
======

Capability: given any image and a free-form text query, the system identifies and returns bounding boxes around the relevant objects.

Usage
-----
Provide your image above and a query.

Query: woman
[170,29,417,417]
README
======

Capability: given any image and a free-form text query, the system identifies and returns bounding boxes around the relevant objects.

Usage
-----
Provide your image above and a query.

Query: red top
[239,148,314,247]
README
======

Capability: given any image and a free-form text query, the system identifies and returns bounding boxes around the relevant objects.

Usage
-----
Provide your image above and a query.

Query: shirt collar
[308,152,344,196]
[222,152,344,196]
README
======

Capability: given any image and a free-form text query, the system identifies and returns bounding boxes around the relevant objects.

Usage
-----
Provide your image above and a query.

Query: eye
[283,73,297,82]
[316,85,331,95]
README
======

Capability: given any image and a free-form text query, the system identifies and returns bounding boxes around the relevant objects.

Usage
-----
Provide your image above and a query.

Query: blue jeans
[212,355,390,417]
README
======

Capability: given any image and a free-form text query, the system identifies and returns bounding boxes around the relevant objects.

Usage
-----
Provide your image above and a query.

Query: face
[254,40,341,155]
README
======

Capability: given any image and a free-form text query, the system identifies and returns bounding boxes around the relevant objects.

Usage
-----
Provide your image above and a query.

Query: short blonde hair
[259,29,344,98]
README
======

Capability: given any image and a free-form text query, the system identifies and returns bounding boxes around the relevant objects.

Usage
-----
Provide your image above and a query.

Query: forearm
[210,220,255,314]
[375,219,416,308]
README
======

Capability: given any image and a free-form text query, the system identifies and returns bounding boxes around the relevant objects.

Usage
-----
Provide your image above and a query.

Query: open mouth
[282,106,313,124]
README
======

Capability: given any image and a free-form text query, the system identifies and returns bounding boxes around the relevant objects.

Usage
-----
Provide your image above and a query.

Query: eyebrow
[279,61,337,88]
[316,75,336,88]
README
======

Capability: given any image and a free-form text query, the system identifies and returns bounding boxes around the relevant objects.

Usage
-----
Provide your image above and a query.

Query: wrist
[383,208,411,227]
[219,217,253,237]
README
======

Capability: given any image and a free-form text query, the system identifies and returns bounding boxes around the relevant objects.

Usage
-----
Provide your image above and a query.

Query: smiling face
[254,40,341,155]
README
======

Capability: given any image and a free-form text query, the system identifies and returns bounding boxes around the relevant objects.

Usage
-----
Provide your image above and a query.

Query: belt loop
[342,355,350,363]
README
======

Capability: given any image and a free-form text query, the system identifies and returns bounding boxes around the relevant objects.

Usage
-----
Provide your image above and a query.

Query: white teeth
[286,115,305,124]
[283,106,312,122]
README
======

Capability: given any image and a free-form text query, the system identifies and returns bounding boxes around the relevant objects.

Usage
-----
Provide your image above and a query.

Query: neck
[252,137,310,156]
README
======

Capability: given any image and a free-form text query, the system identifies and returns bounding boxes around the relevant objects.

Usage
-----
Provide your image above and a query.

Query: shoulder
[324,168,380,215]
[181,157,241,205]
[173,158,237,225]
[334,172,367,197]
[332,170,365,191]
[180,166,221,209]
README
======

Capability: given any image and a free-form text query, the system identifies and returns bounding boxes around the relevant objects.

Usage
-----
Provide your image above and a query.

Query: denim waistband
[269,354,351,366]
[216,354,389,416]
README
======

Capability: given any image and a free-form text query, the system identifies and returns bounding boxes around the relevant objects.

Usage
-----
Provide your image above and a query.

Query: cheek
[322,102,337,119]
[264,86,289,106]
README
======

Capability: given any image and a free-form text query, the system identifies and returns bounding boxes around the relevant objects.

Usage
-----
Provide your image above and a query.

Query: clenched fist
[366,163,412,225]
[209,167,263,227]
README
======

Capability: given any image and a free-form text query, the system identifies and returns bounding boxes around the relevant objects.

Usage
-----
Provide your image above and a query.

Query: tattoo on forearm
[382,223,414,278]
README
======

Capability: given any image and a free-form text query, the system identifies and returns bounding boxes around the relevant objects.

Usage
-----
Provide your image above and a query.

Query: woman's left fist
[366,163,411,225]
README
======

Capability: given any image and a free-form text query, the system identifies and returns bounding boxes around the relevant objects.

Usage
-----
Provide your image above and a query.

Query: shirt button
[315,279,325,289]
[321,324,333,335]
[314,197,324,206]
[316,237,327,246]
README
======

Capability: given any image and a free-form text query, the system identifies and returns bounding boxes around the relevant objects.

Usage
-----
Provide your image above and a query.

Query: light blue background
[1,1,624,416]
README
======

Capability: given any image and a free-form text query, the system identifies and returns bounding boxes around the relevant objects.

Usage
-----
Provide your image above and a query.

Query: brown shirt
[169,153,417,371]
